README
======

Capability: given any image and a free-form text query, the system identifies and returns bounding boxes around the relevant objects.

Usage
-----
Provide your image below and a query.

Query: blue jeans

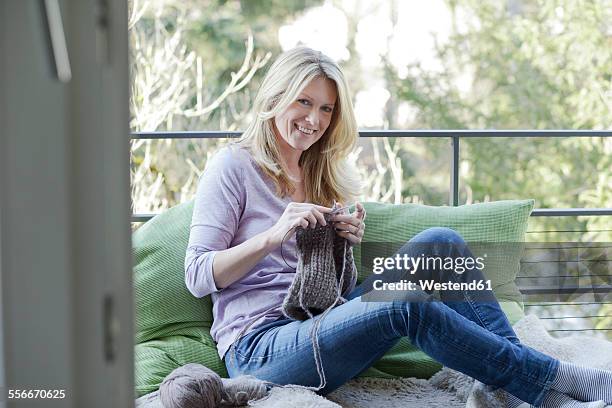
[225,227,559,406]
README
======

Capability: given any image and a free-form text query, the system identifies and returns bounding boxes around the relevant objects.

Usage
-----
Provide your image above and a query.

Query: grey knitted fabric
[282,216,357,321]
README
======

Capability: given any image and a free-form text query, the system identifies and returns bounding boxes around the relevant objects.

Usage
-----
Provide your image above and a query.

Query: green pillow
[133,200,227,398]
[135,329,227,397]
[354,199,534,378]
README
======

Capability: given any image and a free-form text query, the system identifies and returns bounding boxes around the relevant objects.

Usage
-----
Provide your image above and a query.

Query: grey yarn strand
[159,363,268,408]
[220,376,268,406]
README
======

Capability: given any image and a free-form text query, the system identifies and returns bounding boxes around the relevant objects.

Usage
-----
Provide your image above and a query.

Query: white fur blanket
[135,314,612,407]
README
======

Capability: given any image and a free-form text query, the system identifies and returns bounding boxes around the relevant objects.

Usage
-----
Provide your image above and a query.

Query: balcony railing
[131,130,612,336]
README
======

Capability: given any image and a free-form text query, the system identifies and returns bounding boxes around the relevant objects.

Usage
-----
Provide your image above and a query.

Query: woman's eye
[298,99,311,106]
[322,106,333,113]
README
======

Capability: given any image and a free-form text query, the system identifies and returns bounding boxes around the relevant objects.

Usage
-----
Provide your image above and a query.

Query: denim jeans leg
[226,292,558,405]
[405,297,558,406]
[225,299,403,393]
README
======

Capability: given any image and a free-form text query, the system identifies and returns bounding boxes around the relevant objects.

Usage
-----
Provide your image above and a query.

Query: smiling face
[273,76,338,153]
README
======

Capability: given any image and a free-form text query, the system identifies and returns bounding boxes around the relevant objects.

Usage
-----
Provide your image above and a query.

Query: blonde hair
[237,46,361,206]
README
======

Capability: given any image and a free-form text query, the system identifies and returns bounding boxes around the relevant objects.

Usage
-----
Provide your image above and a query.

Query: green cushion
[354,199,533,379]
[134,328,227,397]
[133,201,226,398]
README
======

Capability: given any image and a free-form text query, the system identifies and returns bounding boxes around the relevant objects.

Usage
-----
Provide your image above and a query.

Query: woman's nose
[306,109,319,127]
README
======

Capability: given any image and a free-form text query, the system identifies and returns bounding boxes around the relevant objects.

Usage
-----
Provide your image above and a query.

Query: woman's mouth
[294,123,316,135]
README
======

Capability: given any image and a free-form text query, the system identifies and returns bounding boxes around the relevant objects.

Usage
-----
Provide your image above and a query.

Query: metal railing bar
[525,302,611,306]
[523,245,612,250]
[133,131,241,139]
[451,135,459,206]
[518,286,611,294]
[530,209,612,217]
[549,328,612,332]
[131,130,612,139]
[539,315,612,320]
[516,275,611,279]
[519,259,611,263]
[527,227,612,232]
[132,214,156,222]
[350,130,612,138]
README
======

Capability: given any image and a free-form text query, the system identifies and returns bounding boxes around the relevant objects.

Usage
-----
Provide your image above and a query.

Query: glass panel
[460,136,611,209]
[355,137,451,205]
[524,302,612,340]
[525,215,612,243]
[130,138,234,213]
[521,217,611,339]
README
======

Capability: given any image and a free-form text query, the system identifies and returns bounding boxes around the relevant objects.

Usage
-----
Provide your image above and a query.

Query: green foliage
[182,0,324,125]
[392,0,611,241]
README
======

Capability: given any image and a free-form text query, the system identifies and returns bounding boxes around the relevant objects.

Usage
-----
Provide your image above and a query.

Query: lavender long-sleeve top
[185,145,357,359]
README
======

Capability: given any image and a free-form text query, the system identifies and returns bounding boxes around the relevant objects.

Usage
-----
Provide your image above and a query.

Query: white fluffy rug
[135,314,612,408]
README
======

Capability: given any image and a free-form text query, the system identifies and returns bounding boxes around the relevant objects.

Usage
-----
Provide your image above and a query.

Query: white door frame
[0,1,133,406]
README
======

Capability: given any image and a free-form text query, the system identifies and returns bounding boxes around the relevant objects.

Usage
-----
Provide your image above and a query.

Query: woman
[185,47,611,407]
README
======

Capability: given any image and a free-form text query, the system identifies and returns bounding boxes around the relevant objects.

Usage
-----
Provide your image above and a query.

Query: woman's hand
[331,202,366,246]
[266,202,332,248]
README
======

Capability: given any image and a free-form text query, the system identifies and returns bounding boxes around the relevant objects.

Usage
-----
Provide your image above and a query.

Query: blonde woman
[185,47,612,407]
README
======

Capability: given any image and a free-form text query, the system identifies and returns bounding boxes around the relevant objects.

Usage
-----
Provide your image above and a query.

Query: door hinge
[103,294,118,362]
[95,0,111,64]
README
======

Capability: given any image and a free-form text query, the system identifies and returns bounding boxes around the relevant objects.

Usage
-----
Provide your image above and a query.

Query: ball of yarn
[159,363,269,408]
[160,363,223,408]
[221,376,268,405]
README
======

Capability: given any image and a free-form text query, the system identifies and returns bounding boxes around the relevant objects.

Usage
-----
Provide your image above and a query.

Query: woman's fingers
[283,201,366,245]
[310,207,327,226]
[299,211,318,228]
[331,213,363,228]
[291,218,308,230]
[334,221,359,234]
[294,209,326,228]
[312,204,333,213]
[288,203,331,228]
[288,202,332,214]
[355,202,366,220]
[335,229,361,245]
[288,202,366,231]
[334,220,365,246]
[335,222,365,235]
[291,203,332,212]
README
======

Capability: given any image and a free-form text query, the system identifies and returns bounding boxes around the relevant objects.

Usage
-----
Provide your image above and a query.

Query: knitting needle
[331,200,349,214]
[331,205,351,214]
